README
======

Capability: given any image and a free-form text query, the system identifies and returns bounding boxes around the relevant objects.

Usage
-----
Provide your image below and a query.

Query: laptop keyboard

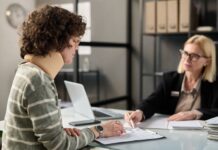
[93,110,111,117]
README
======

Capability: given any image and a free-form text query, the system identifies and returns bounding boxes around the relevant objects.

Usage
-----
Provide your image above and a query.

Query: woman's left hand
[64,128,80,136]
[168,111,196,121]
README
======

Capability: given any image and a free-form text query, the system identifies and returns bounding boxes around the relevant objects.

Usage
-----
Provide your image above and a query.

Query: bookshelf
[139,0,218,100]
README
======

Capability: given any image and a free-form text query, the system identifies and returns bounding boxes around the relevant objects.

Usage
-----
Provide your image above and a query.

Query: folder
[179,0,198,32]
[167,0,178,33]
[179,0,190,32]
[144,1,156,33]
[157,0,167,33]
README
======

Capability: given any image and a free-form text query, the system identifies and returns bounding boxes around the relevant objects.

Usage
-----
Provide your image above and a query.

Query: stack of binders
[206,117,218,140]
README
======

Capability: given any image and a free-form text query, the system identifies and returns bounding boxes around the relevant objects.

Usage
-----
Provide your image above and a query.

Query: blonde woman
[125,35,218,126]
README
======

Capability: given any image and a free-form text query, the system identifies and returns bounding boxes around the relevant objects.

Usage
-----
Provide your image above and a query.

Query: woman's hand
[102,120,125,138]
[124,110,144,126]
[91,120,125,138]
[168,111,197,121]
[64,128,80,136]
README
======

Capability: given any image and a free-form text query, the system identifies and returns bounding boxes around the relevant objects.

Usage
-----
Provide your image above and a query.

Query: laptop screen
[64,81,95,120]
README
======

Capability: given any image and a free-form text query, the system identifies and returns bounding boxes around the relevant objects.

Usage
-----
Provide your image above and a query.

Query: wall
[88,0,127,101]
[131,0,141,107]
[0,0,35,120]
[36,0,128,107]
[0,0,142,119]
[90,0,127,43]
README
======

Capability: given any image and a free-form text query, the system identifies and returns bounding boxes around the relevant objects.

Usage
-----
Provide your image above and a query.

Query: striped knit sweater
[2,63,95,150]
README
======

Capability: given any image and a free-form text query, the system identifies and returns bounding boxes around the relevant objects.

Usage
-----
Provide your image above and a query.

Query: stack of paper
[206,117,218,140]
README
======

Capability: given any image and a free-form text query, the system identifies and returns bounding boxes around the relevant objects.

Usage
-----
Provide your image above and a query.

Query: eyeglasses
[179,49,207,62]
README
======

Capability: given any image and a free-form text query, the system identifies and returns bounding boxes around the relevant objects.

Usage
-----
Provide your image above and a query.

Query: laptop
[64,80,123,125]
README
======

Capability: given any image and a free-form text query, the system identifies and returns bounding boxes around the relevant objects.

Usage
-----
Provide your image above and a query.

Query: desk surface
[61,107,218,150]
[1,107,218,150]
[108,129,218,150]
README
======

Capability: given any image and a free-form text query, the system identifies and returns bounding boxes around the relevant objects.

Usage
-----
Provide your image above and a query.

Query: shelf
[190,31,218,35]
[143,32,188,36]
[140,0,218,100]
[142,72,163,77]
[143,31,218,36]
[80,41,129,48]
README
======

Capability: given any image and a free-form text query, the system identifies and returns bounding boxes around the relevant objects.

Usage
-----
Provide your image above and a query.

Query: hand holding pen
[127,113,135,128]
[124,110,144,128]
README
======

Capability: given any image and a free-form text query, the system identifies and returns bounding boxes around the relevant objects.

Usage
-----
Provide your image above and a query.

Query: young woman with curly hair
[2,5,124,150]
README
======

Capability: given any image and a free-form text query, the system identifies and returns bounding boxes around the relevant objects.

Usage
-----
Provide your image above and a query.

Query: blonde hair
[177,35,216,82]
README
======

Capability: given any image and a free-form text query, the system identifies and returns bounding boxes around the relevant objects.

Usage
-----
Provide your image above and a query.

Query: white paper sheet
[0,120,4,131]
[168,120,204,129]
[137,114,169,129]
[206,116,218,125]
[136,114,205,130]
[96,128,164,145]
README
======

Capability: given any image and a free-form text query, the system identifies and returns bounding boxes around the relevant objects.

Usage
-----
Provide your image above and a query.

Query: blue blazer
[138,71,218,120]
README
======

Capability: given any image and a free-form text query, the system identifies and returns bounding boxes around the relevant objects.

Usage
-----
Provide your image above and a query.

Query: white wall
[0,0,35,120]
[90,0,127,43]
[89,0,127,100]
[131,0,141,105]
[37,0,128,102]
[0,0,132,119]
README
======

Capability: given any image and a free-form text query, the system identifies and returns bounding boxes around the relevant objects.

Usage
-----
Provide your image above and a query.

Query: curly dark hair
[19,5,86,58]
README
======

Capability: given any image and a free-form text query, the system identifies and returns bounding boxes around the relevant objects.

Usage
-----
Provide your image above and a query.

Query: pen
[127,113,135,128]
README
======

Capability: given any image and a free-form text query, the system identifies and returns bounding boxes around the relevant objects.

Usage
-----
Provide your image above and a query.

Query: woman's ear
[204,58,211,66]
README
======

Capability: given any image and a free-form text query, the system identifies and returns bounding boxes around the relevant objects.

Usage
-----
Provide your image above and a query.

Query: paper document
[0,120,4,131]
[136,114,205,130]
[206,117,218,125]
[96,128,164,145]
[137,114,169,129]
[169,120,204,129]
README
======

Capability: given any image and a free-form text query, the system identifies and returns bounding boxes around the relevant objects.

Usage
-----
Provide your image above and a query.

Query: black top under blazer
[138,71,218,120]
